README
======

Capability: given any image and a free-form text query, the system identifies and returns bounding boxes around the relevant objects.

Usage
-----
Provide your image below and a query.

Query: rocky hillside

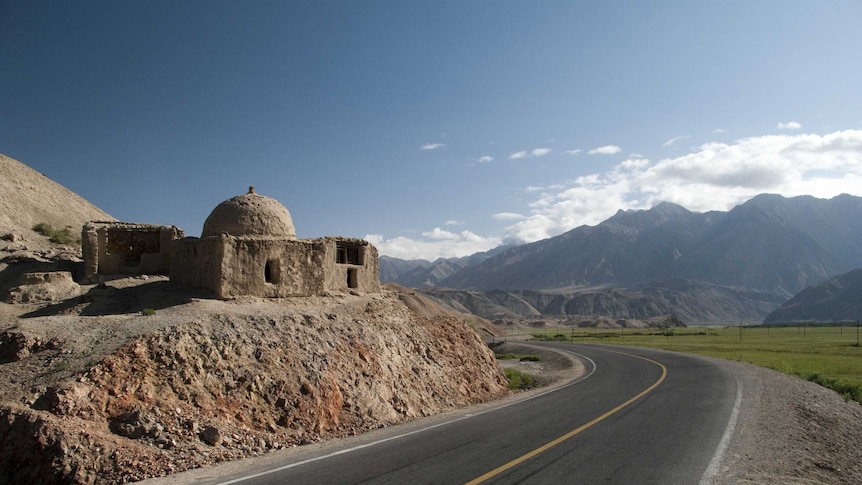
[0,285,508,483]
[764,269,862,323]
[0,153,114,239]
[421,279,785,325]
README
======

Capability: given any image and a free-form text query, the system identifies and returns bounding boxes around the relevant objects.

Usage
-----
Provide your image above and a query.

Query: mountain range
[382,194,862,324]
[764,269,862,324]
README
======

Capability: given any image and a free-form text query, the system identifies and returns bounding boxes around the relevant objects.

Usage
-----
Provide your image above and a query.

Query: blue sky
[2,1,861,260]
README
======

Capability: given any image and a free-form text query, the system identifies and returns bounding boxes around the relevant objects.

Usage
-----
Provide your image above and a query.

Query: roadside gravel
[711,360,862,485]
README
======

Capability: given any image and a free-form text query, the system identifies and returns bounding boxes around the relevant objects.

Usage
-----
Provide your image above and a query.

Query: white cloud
[713,128,727,134]
[510,148,552,159]
[778,121,802,130]
[421,143,446,150]
[524,184,563,193]
[373,129,862,260]
[444,220,464,226]
[492,212,525,221]
[588,145,622,155]
[564,149,582,156]
[662,135,688,147]
[365,230,501,260]
[477,155,494,163]
[502,129,862,244]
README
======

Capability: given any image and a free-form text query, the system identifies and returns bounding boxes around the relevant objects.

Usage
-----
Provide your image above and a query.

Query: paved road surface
[151,343,740,485]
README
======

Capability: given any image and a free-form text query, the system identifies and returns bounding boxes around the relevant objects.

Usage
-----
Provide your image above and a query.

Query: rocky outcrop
[0,292,508,483]
[5,272,82,304]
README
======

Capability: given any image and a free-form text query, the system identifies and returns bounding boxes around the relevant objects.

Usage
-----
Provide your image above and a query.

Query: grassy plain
[529,324,862,403]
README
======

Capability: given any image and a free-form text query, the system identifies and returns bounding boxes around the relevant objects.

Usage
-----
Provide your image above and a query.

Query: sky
[2,1,861,261]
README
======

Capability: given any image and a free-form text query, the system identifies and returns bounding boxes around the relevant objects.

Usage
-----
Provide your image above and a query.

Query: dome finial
[248,186,256,194]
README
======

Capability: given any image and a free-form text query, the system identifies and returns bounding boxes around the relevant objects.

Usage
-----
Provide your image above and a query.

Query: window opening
[336,243,363,265]
[265,259,281,284]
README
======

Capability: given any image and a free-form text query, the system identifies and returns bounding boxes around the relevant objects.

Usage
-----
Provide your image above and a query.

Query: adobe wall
[170,236,229,296]
[318,237,380,294]
[224,238,326,298]
[82,222,183,283]
[169,235,380,299]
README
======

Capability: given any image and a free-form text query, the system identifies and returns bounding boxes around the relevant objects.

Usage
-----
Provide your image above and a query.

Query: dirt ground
[0,274,509,484]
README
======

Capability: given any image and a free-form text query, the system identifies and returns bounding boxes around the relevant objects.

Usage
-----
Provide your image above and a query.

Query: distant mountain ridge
[382,194,862,324]
[421,280,785,324]
[764,269,862,323]
[379,245,511,288]
[438,194,862,295]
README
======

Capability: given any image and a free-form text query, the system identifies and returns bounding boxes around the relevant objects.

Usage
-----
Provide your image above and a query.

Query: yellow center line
[464,348,668,485]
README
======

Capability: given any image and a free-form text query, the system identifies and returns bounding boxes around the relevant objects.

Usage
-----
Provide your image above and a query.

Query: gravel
[710,360,862,485]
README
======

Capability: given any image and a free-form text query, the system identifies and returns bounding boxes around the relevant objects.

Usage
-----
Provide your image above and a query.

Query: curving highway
[157,343,740,485]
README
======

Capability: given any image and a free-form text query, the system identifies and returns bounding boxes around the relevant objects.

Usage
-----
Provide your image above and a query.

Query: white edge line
[699,375,743,485]
[217,349,597,485]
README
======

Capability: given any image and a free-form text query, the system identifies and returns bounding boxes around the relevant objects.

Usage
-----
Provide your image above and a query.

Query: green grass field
[529,324,862,403]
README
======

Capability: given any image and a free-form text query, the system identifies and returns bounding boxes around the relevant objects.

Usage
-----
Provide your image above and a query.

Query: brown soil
[0,269,508,484]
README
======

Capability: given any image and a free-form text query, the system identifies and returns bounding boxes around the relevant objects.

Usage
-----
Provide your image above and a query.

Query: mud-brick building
[81,188,380,298]
[81,222,183,283]
[170,188,380,298]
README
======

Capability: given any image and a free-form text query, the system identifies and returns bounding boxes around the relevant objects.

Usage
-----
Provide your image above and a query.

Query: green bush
[803,372,861,402]
[495,353,541,362]
[504,367,536,391]
[141,308,156,316]
[530,332,570,342]
[32,222,80,245]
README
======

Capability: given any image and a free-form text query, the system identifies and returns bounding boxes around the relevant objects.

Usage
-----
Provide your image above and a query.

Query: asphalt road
[161,343,740,485]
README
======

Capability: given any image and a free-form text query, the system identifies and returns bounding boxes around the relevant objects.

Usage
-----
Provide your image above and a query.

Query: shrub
[494,353,541,362]
[141,308,156,316]
[504,368,536,391]
[530,333,570,342]
[32,222,80,245]
[803,372,862,402]
[495,353,519,360]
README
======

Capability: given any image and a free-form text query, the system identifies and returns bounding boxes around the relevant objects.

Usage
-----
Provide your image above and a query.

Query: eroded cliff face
[0,292,508,484]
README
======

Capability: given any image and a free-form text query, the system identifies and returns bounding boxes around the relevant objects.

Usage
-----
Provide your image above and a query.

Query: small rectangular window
[336,243,363,265]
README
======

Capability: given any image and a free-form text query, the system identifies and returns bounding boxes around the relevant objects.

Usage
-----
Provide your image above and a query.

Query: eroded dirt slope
[0,289,508,484]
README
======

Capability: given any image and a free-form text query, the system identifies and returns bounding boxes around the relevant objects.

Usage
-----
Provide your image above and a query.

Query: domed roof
[201,187,296,239]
